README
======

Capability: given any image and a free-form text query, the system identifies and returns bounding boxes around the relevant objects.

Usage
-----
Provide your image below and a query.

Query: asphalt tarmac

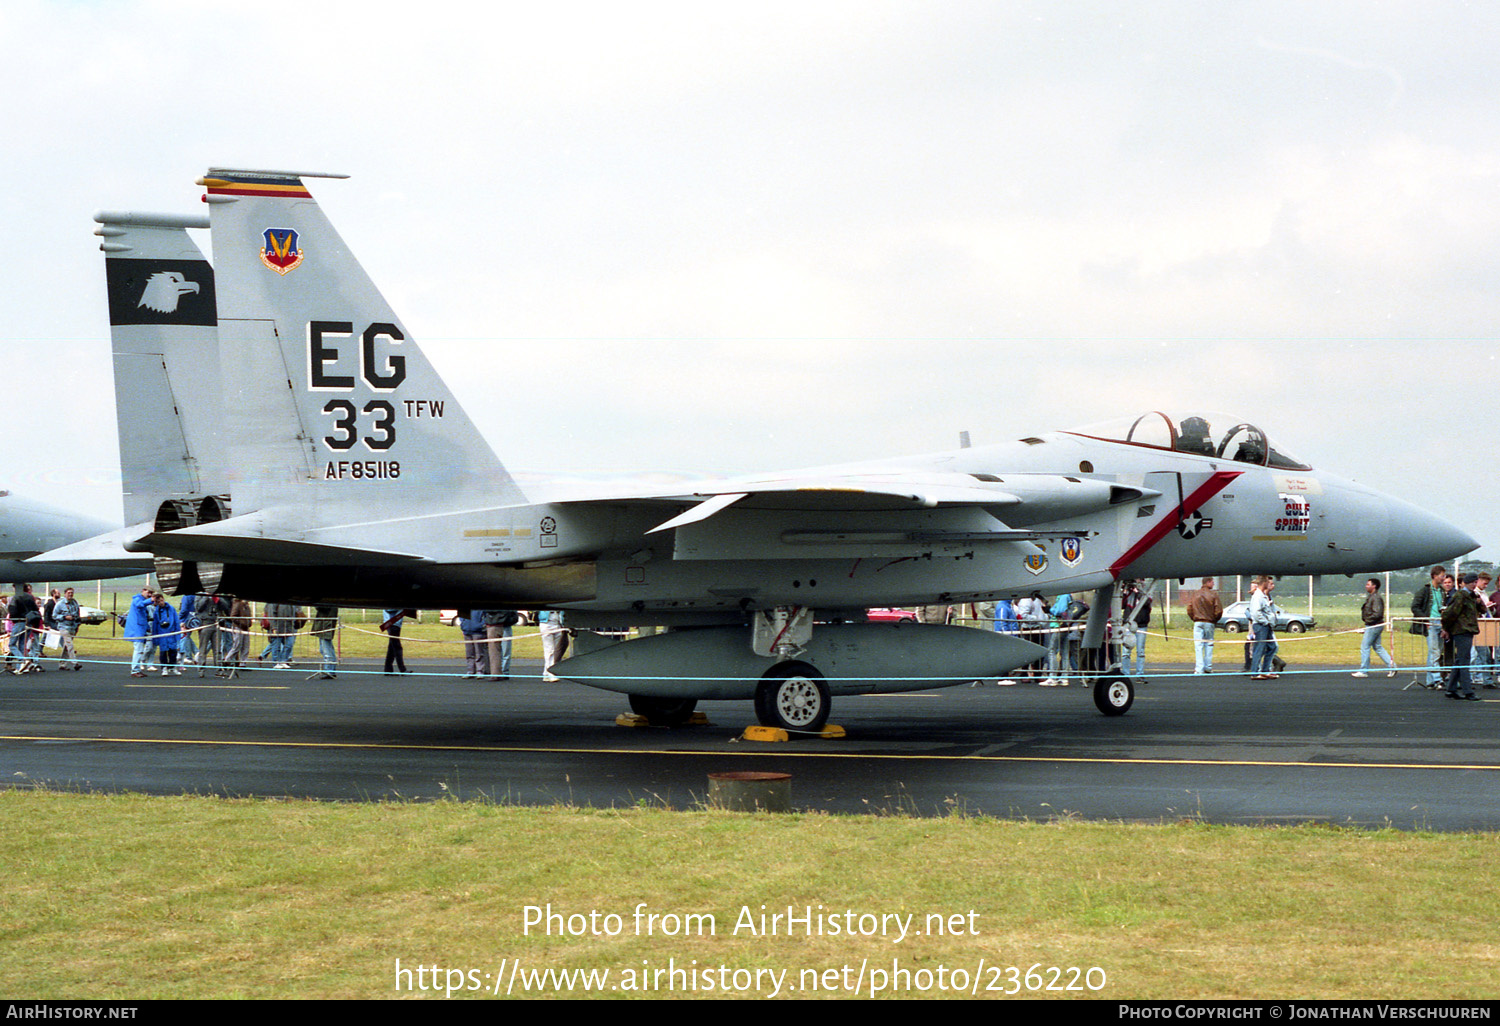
[1,656,1495,829]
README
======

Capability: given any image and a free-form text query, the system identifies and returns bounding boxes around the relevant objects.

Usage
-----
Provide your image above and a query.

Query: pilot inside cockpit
[1175,416,1215,457]
[1066,412,1312,472]
[1230,435,1266,464]
[1216,422,1270,465]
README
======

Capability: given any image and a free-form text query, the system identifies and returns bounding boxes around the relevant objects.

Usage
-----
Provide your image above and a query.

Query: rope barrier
[0,618,543,649]
[4,611,1493,685]
[339,622,544,645]
[3,658,1495,682]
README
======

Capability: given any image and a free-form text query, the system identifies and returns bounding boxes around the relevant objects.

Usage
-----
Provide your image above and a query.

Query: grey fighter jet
[2,490,146,582]
[48,169,1477,731]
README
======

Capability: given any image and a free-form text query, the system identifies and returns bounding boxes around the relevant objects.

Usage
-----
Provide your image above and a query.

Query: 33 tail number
[322,400,395,451]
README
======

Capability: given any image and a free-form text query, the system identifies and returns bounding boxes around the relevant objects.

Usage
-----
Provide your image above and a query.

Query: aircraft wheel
[755,662,831,733]
[627,695,699,727]
[1222,621,1241,633]
[1093,674,1134,716]
[1286,621,1306,634]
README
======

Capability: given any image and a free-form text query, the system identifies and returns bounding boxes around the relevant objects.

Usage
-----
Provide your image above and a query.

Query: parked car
[1216,600,1314,634]
[866,608,919,622]
[78,606,108,625]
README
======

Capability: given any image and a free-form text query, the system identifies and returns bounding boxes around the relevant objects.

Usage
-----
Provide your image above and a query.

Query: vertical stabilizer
[200,168,525,522]
[96,211,226,527]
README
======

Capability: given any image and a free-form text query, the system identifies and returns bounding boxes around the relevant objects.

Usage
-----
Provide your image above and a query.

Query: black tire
[1286,621,1306,634]
[1093,674,1134,716]
[627,695,699,727]
[1222,621,1241,633]
[755,662,831,732]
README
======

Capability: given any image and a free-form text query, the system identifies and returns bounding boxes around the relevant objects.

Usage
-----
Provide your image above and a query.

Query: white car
[1216,600,1315,634]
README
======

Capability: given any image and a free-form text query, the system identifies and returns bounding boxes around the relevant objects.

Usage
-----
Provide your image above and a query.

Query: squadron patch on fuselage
[260,228,304,275]
[1023,554,1048,575]
[1060,537,1083,566]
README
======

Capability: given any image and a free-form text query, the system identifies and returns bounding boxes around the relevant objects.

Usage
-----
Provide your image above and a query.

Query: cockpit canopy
[1065,412,1312,471]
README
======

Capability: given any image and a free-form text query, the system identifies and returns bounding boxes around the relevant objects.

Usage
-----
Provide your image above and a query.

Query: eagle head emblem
[137,271,200,314]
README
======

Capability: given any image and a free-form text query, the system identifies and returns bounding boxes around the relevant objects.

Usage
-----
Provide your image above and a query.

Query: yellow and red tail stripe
[197,174,311,199]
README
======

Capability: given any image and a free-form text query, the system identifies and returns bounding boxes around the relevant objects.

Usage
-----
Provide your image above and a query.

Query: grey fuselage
[193,428,1469,621]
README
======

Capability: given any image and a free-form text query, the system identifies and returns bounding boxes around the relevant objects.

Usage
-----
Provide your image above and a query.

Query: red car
[866,608,919,622]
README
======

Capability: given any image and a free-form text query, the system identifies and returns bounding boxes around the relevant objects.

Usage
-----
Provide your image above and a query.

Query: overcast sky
[4,1,1495,563]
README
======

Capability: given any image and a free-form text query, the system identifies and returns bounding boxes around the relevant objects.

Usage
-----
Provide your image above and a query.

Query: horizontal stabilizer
[127,513,430,567]
[28,522,156,567]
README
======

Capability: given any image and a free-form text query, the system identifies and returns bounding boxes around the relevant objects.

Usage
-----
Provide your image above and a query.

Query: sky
[4,1,1496,563]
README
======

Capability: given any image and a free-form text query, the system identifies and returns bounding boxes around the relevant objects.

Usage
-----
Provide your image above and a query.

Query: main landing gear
[754,661,832,733]
[747,608,832,733]
[626,695,699,728]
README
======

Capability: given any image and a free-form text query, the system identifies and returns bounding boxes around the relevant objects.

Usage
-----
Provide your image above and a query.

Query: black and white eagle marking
[137,271,200,314]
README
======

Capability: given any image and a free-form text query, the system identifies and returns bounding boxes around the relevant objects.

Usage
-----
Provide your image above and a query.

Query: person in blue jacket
[125,586,155,678]
[177,594,199,664]
[153,593,182,676]
[993,595,1019,635]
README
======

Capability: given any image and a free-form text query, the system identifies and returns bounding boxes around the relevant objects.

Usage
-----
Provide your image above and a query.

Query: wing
[621,470,1158,535]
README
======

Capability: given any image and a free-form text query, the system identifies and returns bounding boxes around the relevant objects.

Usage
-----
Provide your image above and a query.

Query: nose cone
[1381,497,1478,569]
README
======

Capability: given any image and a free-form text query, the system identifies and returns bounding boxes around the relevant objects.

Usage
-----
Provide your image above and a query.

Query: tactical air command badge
[1060,537,1083,567]
[1023,554,1048,575]
[260,228,304,275]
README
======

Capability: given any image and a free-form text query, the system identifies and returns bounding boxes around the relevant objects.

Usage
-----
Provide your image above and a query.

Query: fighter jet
[52,169,1477,731]
[0,490,147,582]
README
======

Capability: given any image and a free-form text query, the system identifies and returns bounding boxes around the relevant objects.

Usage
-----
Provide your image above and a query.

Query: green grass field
[4,590,1493,999]
[2,791,1496,1000]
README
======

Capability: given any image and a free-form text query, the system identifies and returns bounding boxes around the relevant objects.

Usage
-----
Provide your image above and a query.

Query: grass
[1,791,1496,999]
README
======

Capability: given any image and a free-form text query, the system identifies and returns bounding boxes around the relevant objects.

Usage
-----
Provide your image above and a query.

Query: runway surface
[1,656,1495,829]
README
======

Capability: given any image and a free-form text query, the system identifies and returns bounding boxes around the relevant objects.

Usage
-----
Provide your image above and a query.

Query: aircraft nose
[1382,502,1478,569]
